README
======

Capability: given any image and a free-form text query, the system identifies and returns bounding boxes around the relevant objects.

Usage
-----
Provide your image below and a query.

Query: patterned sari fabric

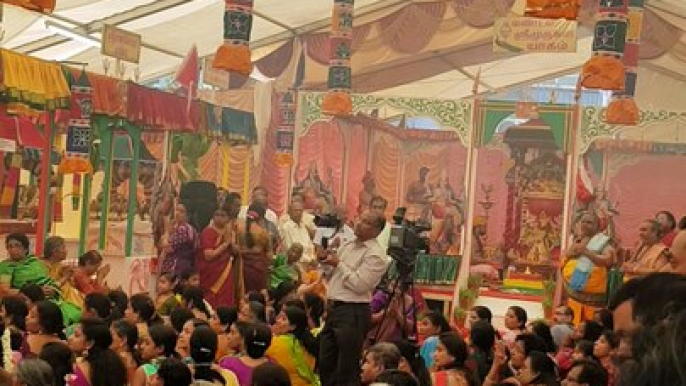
[0,255,81,325]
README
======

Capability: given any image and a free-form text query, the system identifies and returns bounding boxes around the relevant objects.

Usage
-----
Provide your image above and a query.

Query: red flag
[576,157,595,204]
[175,45,199,97]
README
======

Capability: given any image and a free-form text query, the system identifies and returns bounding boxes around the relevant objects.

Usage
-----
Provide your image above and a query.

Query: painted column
[78,174,92,255]
[98,120,115,250]
[124,123,142,256]
[35,113,56,254]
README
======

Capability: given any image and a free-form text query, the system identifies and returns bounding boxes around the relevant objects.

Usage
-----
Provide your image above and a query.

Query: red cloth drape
[259,93,292,216]
[126,83,198,131]
[345,123,370,219]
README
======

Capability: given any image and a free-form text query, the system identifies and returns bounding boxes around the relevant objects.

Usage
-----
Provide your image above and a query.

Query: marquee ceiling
[2,0,685,108]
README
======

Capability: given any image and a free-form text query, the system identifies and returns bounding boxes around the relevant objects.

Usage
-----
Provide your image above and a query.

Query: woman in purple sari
[160,203,198,275]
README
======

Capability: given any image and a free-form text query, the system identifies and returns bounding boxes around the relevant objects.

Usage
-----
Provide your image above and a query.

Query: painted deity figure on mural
[405,166,432,222]
[358,171,377,216]
[297,162,335,211]
[428,171,464,255]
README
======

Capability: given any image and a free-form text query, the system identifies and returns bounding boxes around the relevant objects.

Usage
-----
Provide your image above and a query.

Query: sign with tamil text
[101,24,142,63]
[493,17,577,53]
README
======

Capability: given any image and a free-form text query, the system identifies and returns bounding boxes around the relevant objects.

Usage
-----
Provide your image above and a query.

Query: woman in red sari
[196,200,241,308]
[238,203,273,293]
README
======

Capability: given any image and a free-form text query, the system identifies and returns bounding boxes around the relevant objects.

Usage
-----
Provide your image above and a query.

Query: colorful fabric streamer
[606,0,644,125]
[59,69,93,174]
[1,0,55,13]
[581,0,628,91]
[525,0,580,20]
[322,0,355,116]
[274,90,296,166]
[213,0,254,76]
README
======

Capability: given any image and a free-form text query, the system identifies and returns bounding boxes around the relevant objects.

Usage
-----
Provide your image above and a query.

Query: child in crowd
[572,340,595,362]
[418,310,451,369]
[72,250,110,295]
[156,273,181,318]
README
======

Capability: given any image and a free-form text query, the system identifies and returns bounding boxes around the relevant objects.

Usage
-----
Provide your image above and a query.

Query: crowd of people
[0,185,683,386]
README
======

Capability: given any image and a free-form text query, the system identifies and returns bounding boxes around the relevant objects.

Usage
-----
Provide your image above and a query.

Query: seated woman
[0,233,81,326]
[66,318,127,386]
[72,251,109,295]
[267,306,319,386]
[26,300,66,356]
[41,236,84,309]
[219,322,272,386]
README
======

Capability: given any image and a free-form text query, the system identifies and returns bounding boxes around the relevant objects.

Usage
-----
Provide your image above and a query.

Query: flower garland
[2,327,13,373]
[580,0,628,91]
[322,0,355,116]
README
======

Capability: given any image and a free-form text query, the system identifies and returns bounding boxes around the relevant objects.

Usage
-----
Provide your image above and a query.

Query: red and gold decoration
[213,0,254,76]
[606,0,643,125]
[58,69,93,175]
[581,0,628,91]
[322,0,355,116]
[1,0,55,13]
[274,90,296,166]
[525,0,580,20]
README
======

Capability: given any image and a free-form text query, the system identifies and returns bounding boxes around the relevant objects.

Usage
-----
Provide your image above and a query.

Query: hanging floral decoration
[58,69,93,175]
[274,90,297,167]
[322,0,355,116]
[580,0,628,91]
[213,0,254,76]
[525,0,580,20]
[606,0,644,125]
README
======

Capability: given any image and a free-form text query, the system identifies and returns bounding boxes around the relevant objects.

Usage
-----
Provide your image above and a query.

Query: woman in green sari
[0,233,81,326]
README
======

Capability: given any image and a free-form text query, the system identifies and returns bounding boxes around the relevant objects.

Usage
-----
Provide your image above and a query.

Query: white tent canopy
[2,0,686,109]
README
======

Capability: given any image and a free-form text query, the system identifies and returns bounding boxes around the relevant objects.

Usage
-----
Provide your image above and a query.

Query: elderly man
[280,200,316,263]
[318,210,390,386]
[623,219,669,279]
[369,195,391,252]
[550,305,575,349]
[361,342,402,385]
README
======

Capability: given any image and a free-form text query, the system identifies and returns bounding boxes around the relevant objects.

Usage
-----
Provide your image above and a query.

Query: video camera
[387,207,431,278]
[313,213,343,251]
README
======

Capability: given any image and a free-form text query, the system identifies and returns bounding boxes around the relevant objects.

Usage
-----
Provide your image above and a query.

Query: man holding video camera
[318,210,390,386]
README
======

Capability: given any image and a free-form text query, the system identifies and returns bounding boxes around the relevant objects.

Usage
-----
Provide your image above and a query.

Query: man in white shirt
[280,200,315,263]
[318,210,390,386]
[238,186,278,224]
[329,204,355,248]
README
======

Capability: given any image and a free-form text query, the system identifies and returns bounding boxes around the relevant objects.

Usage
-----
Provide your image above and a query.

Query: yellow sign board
[493,17,577,53]
[101,24,142,64]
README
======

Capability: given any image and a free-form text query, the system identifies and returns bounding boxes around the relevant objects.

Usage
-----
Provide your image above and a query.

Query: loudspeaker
[179,181,218,231]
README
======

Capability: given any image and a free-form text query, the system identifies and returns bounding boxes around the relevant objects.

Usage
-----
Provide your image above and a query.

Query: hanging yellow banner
[493,16,577,53]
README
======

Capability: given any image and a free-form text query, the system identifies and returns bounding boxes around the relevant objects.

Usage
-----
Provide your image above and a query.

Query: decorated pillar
[606,0,644,125]
[580,0,628,92]
[213,0,254,76]
[322,0,355,116]
[35,114,55,254]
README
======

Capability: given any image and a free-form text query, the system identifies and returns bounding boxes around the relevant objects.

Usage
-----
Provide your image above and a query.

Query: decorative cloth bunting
[322,0,355,116]
[606,0,644,125]
[2,0,55,13]
[59,69,93,174]
[525,0,580,20]
[213,0,254,76]
[581,0,628,91]
[274,90,297,166]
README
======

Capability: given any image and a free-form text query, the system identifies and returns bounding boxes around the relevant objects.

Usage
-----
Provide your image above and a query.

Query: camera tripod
[369,266,420,345]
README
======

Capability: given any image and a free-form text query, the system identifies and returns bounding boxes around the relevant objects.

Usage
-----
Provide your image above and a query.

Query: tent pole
[124,123,142,256]
[78,174,92,256]
[452,100,480,312]
[36,112,56,255]
[555,105,582,307]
